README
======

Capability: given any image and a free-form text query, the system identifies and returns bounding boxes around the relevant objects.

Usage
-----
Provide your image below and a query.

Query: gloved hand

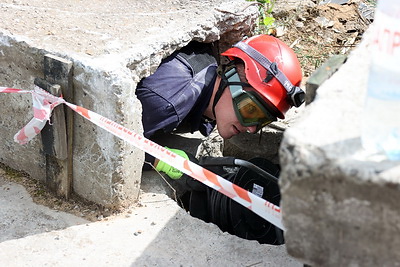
[155,147,189,180]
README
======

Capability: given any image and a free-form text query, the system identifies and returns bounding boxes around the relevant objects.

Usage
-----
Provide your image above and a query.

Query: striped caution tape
[0,86,285,230]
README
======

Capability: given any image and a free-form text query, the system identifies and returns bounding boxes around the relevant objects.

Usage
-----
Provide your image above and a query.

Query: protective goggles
[225,68,277,129]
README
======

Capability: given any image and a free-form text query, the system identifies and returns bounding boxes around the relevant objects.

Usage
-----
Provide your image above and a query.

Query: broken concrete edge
[278,27,400,265]
[279,136,400,266]
[0,2,258,209]
[279,150,400,266]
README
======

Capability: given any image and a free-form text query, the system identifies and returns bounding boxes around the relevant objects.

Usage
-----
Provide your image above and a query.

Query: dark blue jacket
[136,42,218,139]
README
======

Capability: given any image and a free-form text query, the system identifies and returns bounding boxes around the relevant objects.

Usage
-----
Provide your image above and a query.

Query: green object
[155,147,189,179]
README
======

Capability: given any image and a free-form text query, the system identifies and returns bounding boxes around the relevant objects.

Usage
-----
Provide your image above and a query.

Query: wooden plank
[34,78,68,159]
[36,54,74,199]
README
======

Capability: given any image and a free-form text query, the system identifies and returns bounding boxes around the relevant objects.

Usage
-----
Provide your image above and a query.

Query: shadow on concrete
[0,175,88,243]
[135,159,301,266]
[0,165,301,266]
[131,171,302,267]
[128,208,298,267]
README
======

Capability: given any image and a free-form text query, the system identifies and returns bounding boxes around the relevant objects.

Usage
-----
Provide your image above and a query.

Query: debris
[314,16,335,28]
[275,25,286,37]
[320,0,349,4]
[358,2,375,24]
[273,0,372,78]
[289,38,301,49]
[133,230,143,236]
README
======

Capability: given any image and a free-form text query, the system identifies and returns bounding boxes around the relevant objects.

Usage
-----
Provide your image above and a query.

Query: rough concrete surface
[0,0,258,207]
[0,168,302,266]
[279,29,400,266]
[0,173,88,243]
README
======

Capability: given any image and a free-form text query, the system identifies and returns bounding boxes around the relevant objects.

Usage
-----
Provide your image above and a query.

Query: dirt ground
[0,0,374,221]
[273,0,374,78]
[0,163,106,221]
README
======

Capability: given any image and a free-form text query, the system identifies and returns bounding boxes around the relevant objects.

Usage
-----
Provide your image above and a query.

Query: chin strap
[212,63,231,119]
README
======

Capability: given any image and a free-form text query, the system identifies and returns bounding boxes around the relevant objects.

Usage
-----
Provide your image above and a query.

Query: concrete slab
[279,29,400,266]
[0,172,88,242]
[0,167,302,266]
[0,0,258,207]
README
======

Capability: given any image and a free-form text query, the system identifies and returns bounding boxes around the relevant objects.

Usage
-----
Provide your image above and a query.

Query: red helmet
[221,35,303,119]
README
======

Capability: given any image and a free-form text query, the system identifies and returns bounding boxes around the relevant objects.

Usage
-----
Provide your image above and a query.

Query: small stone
[314,16,334,28]
[133,230,143,236]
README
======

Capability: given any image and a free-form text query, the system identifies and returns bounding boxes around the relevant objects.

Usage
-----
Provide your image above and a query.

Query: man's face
[214,87,257,139]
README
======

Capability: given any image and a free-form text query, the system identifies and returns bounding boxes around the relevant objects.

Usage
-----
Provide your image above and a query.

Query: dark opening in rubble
[176,156,284,245]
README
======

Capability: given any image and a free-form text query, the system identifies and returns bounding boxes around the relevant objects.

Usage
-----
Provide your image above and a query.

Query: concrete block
[0,0,258,207]
[279,31,400,266]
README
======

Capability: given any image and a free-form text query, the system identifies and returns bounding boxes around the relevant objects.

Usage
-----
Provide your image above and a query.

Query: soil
[0,163,107,221]
[0,0,375,220]
[272,0,374,78]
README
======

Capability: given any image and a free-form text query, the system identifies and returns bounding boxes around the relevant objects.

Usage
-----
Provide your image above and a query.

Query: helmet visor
[233,92,276,129]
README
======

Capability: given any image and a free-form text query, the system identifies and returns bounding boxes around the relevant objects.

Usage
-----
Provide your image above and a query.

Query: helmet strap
[212,61,251,119]
[233,41,305,107]
[212,61,235,118]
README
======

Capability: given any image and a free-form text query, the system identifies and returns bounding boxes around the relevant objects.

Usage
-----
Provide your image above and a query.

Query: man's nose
[246,126,257,134]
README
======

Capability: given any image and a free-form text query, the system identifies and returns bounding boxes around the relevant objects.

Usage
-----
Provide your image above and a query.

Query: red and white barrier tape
[0,86,284,230]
